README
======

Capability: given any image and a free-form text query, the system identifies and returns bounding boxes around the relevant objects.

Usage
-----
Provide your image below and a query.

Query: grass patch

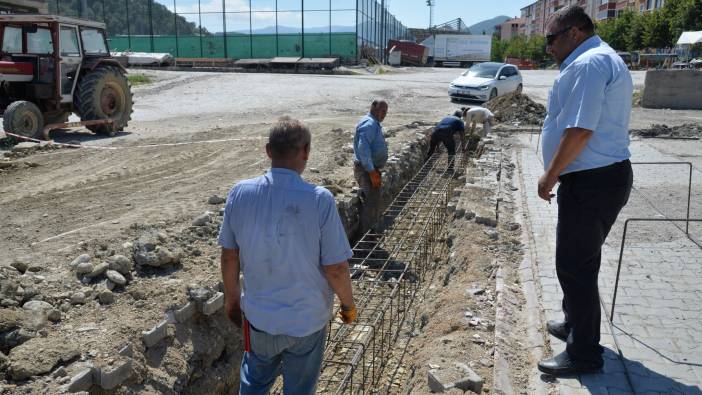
[127,73,152,86]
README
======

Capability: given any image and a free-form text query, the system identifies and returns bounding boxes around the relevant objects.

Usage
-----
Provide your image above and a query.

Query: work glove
[339,305,357,324]
[368,170,382,189]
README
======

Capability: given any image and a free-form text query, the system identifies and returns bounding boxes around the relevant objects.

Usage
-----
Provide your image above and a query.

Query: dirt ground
[1,67,701,394]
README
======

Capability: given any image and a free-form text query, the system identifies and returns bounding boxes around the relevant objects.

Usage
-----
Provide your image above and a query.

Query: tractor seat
[0,61,34,82]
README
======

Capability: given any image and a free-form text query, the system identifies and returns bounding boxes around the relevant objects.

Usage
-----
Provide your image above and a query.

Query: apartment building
[520,0,597,36]
[498,17,528,40]
[518,0,664,36]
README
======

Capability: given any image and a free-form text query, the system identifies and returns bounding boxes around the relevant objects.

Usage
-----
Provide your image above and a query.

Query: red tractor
[0,15,132,139]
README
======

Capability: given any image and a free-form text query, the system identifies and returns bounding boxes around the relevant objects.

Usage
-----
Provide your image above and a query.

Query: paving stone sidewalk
[515,134,702,394]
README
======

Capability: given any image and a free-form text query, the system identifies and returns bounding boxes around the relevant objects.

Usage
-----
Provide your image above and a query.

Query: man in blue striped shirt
[353,99,389,235]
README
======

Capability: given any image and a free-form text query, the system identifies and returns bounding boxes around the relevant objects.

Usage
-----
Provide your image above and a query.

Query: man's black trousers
[555,159,633,364]
[427,130,456,158]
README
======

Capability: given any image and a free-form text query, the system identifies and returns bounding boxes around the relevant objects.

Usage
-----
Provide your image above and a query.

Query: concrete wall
[642,70,702,110]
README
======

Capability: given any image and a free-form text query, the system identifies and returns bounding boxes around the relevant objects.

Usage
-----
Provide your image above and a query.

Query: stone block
[141,320,168,348]
[453,363,484,393]
[201,292,224,316]
[65,368,93,393]
[97,358,132,390]
[174,301,196,323]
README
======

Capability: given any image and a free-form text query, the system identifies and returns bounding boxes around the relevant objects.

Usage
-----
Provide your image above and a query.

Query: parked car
[448,62,523,102]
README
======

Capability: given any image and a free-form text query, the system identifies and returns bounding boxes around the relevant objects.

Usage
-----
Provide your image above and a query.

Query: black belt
[559,159,630,182]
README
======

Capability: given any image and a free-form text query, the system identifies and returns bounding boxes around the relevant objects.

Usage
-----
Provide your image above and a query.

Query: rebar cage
[316,149,465,394]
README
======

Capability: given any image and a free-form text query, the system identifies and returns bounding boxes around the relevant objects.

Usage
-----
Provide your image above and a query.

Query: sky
[387,0,535,29]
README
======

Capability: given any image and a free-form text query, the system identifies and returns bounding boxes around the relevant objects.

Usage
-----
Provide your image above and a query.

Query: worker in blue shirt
[426,110,466,159]
[219,117,356,394]
[536,6,633,376]
[353,99,389,235]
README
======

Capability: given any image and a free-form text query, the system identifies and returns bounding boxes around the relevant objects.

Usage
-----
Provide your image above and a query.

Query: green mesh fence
[108,32,358,62]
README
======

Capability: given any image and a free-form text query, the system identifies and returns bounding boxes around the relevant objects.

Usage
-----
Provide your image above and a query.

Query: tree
[665,0,702,43]
[626,12,646,51]
[491,33,507,61]
[505,35,528,59]
[643,9,673,48]
[526,35,548,64]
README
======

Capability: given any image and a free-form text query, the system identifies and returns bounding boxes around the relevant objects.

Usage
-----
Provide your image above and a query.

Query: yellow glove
[339,305,357,324]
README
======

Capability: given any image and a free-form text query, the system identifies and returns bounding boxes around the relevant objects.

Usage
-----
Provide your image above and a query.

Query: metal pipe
[609,217,702,322]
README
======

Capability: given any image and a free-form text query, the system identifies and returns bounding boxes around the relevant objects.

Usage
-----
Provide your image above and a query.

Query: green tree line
[597,0,702,51]
[50,0,203,36]
[492,0,702,62]
[491,33,549,64]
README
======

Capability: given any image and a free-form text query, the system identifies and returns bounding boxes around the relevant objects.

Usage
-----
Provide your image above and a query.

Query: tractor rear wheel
[3,101,44,139]
[76,66,133,136]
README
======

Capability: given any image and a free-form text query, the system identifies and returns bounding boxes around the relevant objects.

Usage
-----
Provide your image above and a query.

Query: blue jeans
[239,325,327,395]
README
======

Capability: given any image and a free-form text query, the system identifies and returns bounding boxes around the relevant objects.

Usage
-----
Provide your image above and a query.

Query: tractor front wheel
[76,66,133,136]
[3,101,44,139]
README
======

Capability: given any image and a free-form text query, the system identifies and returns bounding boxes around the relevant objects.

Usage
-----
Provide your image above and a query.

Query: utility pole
[426,0,435,29]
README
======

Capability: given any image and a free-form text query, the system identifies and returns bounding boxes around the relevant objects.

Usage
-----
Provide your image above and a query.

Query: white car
[448,62,523,102]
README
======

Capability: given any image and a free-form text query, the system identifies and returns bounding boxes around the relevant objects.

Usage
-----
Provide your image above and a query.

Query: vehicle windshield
[462,63,501,79]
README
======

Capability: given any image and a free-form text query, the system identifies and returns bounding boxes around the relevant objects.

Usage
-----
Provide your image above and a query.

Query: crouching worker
[426,110,466,170]
[219,117,357,395]
[463,106,495,137]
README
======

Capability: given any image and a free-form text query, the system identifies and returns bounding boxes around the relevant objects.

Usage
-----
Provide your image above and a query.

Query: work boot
[546,320,569,342]
[538,351,602,376]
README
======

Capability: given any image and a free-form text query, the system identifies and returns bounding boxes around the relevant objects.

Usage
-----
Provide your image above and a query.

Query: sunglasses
[546,26,572,45]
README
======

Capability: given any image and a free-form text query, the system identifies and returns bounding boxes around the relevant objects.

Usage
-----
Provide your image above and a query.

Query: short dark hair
[268,117,311,160]
[453,110,463,117]
[549,6,595,35]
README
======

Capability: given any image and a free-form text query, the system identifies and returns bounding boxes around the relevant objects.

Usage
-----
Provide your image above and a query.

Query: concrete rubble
[630,123,702,139]
[485,92,546,126]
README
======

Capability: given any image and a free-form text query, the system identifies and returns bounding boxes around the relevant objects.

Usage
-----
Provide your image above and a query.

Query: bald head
[370,99,388,123]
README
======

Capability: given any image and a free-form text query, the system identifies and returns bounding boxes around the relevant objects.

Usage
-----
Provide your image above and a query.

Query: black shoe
[538,351,603,376]
[547,320,569,342]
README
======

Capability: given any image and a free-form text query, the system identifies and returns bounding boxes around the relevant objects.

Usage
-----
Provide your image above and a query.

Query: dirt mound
[485,92,546,126]
[630,123,702,139]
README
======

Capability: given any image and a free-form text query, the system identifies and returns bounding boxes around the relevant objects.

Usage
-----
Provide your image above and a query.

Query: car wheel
[516,84,523,94]
[489,89,497,101]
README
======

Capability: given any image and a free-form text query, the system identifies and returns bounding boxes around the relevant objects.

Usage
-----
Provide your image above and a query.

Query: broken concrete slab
[141,320,168,348]
[97,358,132,390]
[201,292,224,316]
[65,368,93,393]
[174,301,196,323]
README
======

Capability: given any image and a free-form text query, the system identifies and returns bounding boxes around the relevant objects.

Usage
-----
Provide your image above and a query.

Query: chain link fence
[49,0,412,63]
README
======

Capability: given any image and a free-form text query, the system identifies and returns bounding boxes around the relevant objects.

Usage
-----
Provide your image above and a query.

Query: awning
[677,31,702,45]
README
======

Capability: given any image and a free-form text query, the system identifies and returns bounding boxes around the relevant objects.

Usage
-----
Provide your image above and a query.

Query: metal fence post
[125,0,131,49]
[174,0,179,57]
[148,0,154,52]
[198,0,203,57]
[222,0,228,58]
